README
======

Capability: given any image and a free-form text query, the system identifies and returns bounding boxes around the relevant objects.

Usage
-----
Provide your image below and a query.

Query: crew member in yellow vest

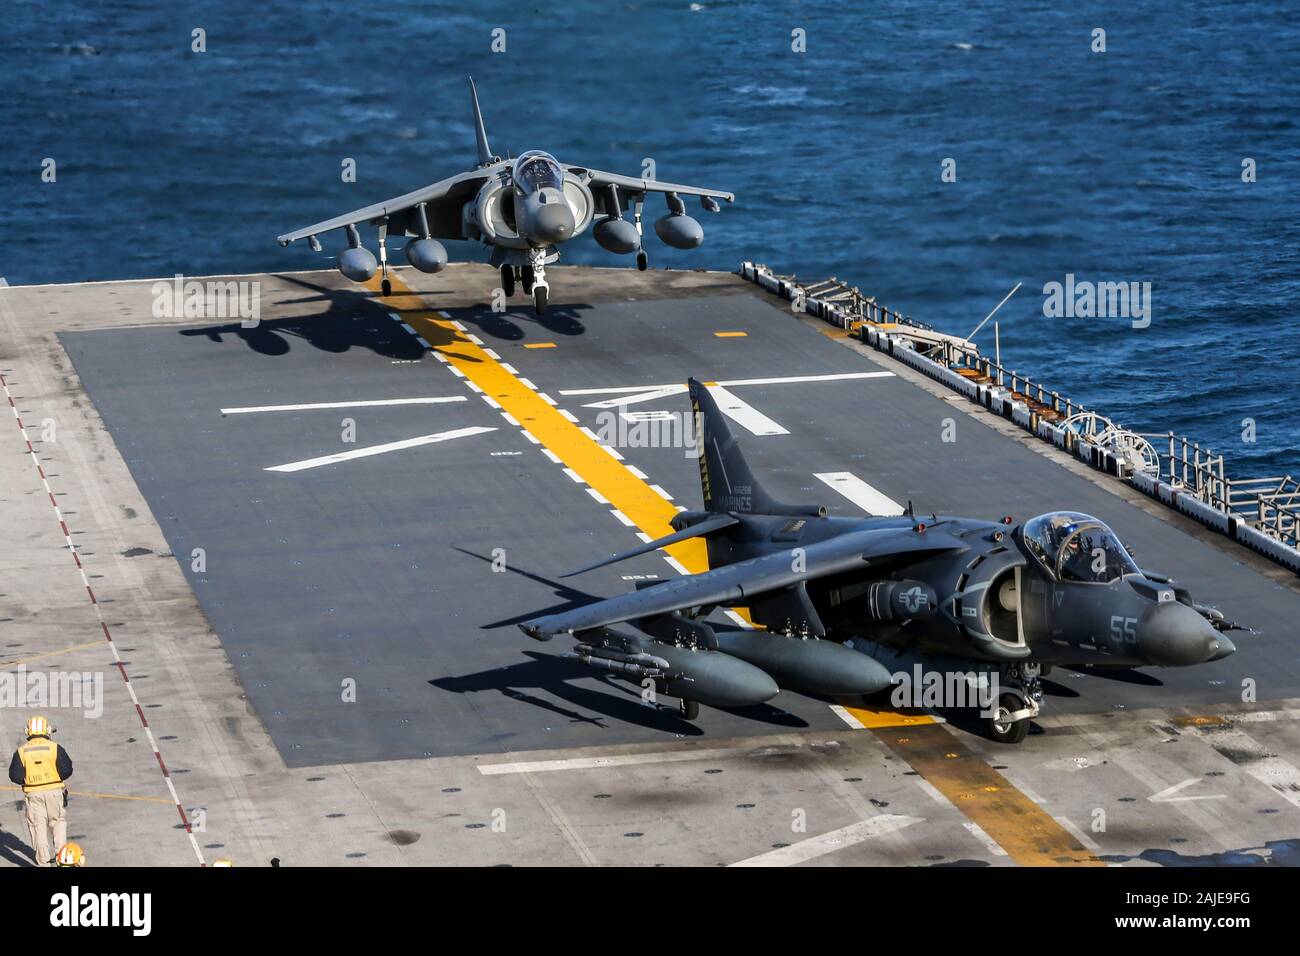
[8,716,74,866]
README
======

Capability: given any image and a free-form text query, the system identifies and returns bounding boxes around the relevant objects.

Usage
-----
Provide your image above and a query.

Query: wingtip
[518,621,552,642]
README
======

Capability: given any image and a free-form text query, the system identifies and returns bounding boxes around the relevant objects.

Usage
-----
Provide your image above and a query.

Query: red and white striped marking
[1,373,206,865]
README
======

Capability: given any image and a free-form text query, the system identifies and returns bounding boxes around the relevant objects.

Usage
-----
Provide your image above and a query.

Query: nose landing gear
[987,662,1042,744]
[525,249,550,314]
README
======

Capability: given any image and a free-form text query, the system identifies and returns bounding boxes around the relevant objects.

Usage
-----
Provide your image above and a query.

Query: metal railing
[742,262,1300,554]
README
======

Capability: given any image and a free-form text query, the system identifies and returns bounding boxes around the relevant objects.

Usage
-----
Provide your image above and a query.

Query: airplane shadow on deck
[445,301,589,341]
[174,274,548,360]
[433,547,811,735]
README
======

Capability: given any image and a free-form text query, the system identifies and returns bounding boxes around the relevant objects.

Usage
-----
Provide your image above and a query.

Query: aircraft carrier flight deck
[2,264,1299,867]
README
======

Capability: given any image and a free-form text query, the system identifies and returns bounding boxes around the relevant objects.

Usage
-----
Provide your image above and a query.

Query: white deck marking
[478,746,749,775]
[1054,815,1102,852]
[265,426,495,472]
[706,384,789,436]
[830,704,867,729]
[962,821,1010,857]
[815,472,906,516]
[561,370,894,403]
[221,396,467,415]
[1189,725,1300,809]
[729,815,922,867]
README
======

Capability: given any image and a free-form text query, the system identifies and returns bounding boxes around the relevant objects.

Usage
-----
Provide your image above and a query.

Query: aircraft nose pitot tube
[1136,600,1225,665]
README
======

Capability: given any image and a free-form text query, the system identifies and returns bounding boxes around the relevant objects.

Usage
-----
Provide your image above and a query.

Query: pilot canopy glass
[1021,512,1139,584]
[513,151,564,194]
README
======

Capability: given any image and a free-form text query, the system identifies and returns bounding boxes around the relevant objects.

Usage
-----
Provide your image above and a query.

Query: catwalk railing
[740,262,1300,571]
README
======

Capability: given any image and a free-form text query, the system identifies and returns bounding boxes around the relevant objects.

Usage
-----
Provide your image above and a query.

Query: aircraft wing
[276,169,489,246]
[574,166,733,216]
[520,527,965,640]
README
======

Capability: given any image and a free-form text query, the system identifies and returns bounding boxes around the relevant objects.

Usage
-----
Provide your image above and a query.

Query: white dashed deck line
[1054,815,1102,852]
[830,704,867,730]
[586,487,610,505]
[962,821,1010,857]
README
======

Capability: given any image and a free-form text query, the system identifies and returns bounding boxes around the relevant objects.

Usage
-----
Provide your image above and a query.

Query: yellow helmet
[56,843,84,867]
[24,715,50,738]
[211,857,234,867]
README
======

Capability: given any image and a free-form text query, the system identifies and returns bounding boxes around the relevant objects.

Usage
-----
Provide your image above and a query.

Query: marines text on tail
[520,379,1240,743]
[277,78,733,313]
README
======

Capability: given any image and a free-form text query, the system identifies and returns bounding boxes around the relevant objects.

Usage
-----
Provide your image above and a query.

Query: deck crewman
[8,716,74,866]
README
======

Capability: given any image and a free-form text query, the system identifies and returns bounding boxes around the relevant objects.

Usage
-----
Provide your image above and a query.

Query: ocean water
[3,1,1297,477]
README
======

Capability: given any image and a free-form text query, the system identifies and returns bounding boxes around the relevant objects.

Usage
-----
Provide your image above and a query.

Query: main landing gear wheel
[678,698,699,720]
[988,693,1029,744]
[532,283,549,315]
[381,278,392,297]
[500,265,515,298]
[636,251,648,271]
[520,265,535,295]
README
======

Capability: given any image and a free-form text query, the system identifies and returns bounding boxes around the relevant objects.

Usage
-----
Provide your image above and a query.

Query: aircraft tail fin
[469,77,494,167]
[688,378,825,518]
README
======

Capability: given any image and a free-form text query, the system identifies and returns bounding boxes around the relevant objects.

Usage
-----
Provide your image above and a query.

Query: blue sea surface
[2,1,1297,476]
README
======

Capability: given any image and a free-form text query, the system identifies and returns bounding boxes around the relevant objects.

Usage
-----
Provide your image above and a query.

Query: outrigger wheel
[500,264,515,298]
[381,278,392,297]
[636,251,648,271]
[678,698,700,720]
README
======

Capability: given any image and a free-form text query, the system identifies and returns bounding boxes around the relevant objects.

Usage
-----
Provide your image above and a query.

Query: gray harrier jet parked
[277,78,733,313]
[520,380,1239,742]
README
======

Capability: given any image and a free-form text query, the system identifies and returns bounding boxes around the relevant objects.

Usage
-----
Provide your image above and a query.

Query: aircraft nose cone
[1136,601,1221,665]
[531,202,575,244]
[1209,632,1236,662]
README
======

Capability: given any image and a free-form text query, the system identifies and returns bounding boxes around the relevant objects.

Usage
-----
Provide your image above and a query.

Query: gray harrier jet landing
[519,380,1240,743]
[277,78,733,313]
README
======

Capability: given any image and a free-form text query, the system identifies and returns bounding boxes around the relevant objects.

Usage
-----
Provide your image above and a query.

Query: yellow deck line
[837,699,938,728]
[876,724,1101,866]
[375,273,1090,865]
[0,639,109,669]
[375,274,708,572]
[0,785,172,805]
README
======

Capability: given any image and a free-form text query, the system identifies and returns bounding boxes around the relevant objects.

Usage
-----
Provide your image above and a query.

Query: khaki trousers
[24,789,66,866]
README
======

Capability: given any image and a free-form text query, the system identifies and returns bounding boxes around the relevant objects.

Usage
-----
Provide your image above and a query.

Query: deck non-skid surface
[54,273,1300,767]
[3,265,1298,866]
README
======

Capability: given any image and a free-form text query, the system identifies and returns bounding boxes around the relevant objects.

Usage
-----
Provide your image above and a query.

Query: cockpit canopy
[1021,512,1139,584]
[513,150,564,194]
